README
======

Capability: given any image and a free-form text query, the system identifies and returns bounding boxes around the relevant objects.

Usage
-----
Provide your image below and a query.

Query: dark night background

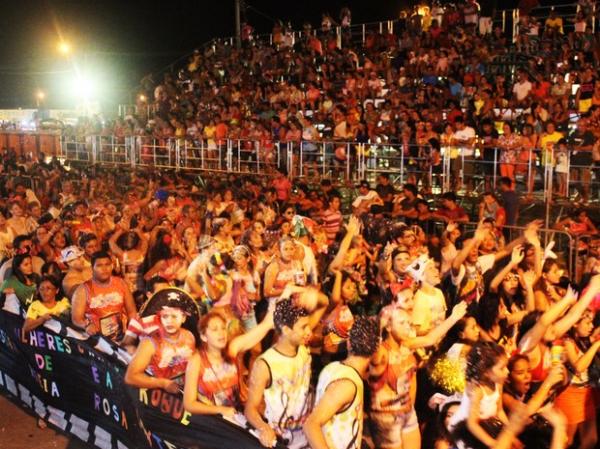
[0,0,519,112]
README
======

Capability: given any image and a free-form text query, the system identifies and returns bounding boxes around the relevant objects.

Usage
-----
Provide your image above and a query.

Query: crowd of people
[57,0,600,202]
[2,2,600,449]
[0,142,599,449]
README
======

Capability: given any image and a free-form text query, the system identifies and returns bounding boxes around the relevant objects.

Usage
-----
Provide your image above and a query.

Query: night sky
[0,0,517,111]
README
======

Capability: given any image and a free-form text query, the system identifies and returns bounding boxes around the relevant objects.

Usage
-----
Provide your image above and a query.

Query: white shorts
[370,408,419,448]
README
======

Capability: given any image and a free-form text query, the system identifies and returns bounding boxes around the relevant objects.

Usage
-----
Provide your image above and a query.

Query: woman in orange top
[183,307,274,418]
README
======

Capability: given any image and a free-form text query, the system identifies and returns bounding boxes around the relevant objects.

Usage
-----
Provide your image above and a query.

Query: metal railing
[452,221,578,281]
[59,135,599,201]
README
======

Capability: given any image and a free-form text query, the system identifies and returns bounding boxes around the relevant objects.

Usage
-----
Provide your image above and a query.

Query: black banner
[0,310,270,449]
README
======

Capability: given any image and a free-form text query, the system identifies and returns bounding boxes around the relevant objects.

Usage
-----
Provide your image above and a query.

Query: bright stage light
[58,41,71,55]
[72,77,95,99]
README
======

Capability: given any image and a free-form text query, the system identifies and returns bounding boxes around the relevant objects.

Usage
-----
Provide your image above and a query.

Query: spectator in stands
[432,192,468,223]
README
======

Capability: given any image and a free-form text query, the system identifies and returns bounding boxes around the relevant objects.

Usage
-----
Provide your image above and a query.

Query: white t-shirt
[452,127,476,156]
[352,190,381,208]
[451,253,495,287]
[513,81,533,101]
[412,287,447,334]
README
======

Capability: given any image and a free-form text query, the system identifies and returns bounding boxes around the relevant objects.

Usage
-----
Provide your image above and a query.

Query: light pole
[235,0,241,49]
[35,90,45,108]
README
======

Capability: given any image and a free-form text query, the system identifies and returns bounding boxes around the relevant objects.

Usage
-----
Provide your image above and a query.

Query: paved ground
[0,394,89,449]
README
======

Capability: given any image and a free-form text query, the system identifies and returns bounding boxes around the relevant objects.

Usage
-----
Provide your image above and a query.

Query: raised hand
[450,301,468,320]
[511,245,525,265]
[521,270,536,287]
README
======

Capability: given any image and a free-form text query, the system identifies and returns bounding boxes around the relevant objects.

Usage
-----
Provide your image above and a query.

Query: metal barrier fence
[59,135,599,202]
[451,221,578,282]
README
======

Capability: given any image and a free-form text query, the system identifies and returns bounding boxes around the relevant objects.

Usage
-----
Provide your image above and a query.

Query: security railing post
[346,143,351,180]
[200,140,205,170]
[400,144,405,185]
[91,135,98,165]
[276,142,280,171]
[256,140,260,174]
[287,142,293,177]
[237,139,241,172]
[566,151,571,199]
[225,139,231,172]
[322,142,327,177]
[153,139,157,166]
[130,136,136,169]
[493,147,498,190]
[299,141,304,177]
[358,143,364,180]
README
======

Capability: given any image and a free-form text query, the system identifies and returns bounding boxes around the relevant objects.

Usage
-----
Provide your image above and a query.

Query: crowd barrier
[456,221,579,281]
[0,307,276,449]
[58,135,598,202]
[0,131,62,157]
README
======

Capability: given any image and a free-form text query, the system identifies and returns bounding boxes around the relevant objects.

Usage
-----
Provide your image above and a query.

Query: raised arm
[328,216,361,273]
[490,246,524,293]
[406,301,468,349]
[452,223,487,276]
[548,276,600,339]
[227,305,274,359]
[108,227,125,258]
[518,288,577,354]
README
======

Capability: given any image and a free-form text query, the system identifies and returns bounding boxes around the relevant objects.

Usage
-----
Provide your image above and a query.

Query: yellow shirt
[26,298,70,320]
[540,131,564,165]
[545,17,563,33]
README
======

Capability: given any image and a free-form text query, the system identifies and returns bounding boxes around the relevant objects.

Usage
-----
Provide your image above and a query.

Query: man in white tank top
[304,317,380,449]
[245,290,327,449]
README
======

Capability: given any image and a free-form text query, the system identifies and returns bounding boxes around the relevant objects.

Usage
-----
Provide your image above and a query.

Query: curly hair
[466,341,506,387]
[273,298,308,333]
[349,316,380,357]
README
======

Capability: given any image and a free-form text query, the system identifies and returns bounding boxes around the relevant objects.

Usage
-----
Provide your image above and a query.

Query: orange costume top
[146,328,196,386]
[370,341,418,413]
[82,276,130,340]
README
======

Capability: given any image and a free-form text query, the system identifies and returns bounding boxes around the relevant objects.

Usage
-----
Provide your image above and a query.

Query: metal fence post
[346,143,351,180]
[299,141,304,177]
[129,136,136,169]
[287,142,293,176]
[91,135,98,165]
[493,147,498,190]
[175,140,181,170]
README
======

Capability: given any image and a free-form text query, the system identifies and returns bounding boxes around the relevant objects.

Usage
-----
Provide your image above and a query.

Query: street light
[58,41,71,55]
